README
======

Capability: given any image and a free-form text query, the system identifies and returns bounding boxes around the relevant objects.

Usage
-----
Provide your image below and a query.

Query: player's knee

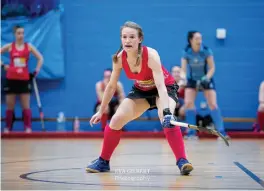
[109,114,124,130]
[21,103,30,109]
[185,101,195,109]
[20,101,30,109]
[179,107,185,117]
[208,102,217,110]
[7,105,15,110]
[6,101,15,108]
[6,100,15,110]
[258,104,264,111]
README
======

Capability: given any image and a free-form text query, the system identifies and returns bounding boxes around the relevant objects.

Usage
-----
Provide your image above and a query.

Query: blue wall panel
[2,0,264,130]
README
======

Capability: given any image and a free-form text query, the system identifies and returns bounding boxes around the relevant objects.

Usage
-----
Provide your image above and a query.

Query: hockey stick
[32,77,46,131]
[170,120,229,146]
[196,80,204,91]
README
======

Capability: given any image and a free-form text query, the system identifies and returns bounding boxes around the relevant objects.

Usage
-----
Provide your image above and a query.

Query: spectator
[94,68,125,131]
[171,66,185,120]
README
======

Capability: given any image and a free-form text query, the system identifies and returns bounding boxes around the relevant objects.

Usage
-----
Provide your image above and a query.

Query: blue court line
[234,162,264,188]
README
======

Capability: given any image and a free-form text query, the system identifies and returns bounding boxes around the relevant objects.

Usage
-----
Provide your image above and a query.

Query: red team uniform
[7,42,30,81]
[86,45,192,175]
[124,46,179,108]
[4,42,32,94]
[4,42,32,131]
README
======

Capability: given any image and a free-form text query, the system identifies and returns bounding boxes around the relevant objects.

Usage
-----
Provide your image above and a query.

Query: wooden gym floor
[1,138,264,190]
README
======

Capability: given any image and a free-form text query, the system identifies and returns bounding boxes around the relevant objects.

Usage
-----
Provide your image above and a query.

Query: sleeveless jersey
[122,46,175,91]
[182,45,213,81]
[7,42,30,80]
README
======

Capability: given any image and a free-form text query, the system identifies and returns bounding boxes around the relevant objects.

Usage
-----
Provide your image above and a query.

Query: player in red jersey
[94,68,125,130]
[86,21,193,175]
[1,25,43,133]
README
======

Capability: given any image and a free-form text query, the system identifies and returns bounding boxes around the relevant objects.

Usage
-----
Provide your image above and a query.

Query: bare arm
[99,59,122,113]
[0,43,11,54]
[95,82,104,102]
[29,43,43,71]
[1,44,11,67]
[206,56,215,79]
[117,81,125,102]
[148,48,169,110]
[181,58,188,80]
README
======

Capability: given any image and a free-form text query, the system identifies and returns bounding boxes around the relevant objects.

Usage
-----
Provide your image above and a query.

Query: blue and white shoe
[177,158,193,175]
[86,157,110,173]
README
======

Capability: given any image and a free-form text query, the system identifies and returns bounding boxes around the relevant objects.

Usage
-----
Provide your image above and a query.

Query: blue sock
[211,108,226,136]
[185,109,196,136]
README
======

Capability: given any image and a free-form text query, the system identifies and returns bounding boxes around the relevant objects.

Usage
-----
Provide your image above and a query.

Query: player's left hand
[201,75,209,82]
[90,111,103,127]
[30,69,40,80]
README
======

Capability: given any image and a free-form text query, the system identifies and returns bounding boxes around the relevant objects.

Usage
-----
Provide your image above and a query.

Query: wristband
[163,108,172,116]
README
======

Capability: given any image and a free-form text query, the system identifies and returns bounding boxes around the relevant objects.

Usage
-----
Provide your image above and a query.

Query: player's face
[104,70,112,82]
[171,67,181,83]
[191,32,202,47]
[15,28,24,41]
[121,27,142,52]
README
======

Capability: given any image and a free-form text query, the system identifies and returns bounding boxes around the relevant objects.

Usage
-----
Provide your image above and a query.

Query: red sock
[6,110,14,130]
[164,126,187,161]
[23,109,32,129]
[101,113,108,131]
[257,111,264,131]
[100,124,122,161]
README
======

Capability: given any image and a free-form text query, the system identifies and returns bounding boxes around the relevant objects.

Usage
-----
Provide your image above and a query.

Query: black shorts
[3,79,32,94]
[186,79,215,90]
[126,83,179,110]
[94,98,120,119]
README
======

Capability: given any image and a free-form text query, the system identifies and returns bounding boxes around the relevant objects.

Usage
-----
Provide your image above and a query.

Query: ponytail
[135,43,142,66]
[112,45,123,63]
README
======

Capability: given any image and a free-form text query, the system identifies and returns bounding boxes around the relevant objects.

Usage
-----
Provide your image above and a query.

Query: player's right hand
[89,111,103,127]
[1,64,9,71]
